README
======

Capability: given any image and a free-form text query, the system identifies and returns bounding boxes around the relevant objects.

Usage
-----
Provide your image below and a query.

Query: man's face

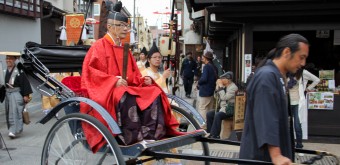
[202,56,208,64]
[187,54,192,60]
[285,42,309,73]
[107,20,129,39]
[197,56,201,61]
[221,78,229,85]
[6,56,16,68]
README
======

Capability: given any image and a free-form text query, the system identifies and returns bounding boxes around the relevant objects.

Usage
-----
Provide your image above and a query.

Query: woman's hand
[144,76,152,85]
[163,68,171,79]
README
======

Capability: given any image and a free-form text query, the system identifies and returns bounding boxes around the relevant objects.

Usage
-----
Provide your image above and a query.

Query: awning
[185,0,340,39]
[42,1,67,19]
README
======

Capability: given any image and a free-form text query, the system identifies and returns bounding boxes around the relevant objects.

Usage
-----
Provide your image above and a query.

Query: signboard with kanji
[233,91,246,130]
[66,14,85,46]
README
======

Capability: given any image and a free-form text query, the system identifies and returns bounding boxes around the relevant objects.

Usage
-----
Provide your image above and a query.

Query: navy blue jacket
[198,62,218,97]
[180,58,196,78]
[240,60,292,162]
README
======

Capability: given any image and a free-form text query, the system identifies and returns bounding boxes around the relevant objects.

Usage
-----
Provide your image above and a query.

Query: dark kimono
[239,60,293,162]
[3,65,33,134]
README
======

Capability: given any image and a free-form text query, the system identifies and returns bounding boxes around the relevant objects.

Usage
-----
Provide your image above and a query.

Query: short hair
[186,52,192,56]
[203,51,214,61]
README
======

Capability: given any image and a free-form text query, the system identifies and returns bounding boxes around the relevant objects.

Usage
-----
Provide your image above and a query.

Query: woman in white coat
[288,68,320,148]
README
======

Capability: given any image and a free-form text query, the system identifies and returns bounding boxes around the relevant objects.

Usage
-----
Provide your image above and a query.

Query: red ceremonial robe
[81,34,183,152]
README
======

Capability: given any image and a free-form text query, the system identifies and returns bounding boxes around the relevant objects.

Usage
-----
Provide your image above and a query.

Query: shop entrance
[253,31,339,75]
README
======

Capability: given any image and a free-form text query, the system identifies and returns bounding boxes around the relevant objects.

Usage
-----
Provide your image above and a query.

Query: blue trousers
[183,77,194,95]
[291,105,303,146]
[206,110,230,137]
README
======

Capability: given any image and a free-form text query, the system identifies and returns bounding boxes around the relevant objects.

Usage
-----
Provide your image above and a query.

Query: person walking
[180,52,196,98]
[196,55,202,79]
[287,68,320,148]
[197,51,218,122]
[240,33,310,165]
[206,71,238,139]
[0,52,33,139]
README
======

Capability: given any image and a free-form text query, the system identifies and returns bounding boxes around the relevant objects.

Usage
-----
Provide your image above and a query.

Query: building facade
[184,0,340,137]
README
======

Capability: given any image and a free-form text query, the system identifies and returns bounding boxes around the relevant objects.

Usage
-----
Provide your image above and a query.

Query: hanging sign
[244,54,252,82]
[66,14,85,45]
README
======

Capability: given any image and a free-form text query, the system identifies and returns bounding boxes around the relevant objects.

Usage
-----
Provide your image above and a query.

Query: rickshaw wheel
[41,113,125,165]
[168,105,210,165]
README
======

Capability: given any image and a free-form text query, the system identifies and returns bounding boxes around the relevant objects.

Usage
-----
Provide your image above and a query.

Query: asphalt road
[0,94,58,165]
[0,88,339,165]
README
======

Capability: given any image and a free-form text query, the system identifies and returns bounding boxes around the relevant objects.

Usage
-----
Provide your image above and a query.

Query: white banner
[244,54,252,82]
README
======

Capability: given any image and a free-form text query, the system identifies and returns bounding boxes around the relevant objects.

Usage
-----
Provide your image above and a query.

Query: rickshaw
[19,42,339,165]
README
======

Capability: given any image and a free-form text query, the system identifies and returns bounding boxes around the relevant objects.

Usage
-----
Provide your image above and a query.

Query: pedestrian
[141,42,170,93]
[80,1,183,152]
[180,52,196,98]
[136,47,148,72]
[196,55,202,79]
[0,52,33,139]
[193,55,202,98]
[239,33,309,164]
[206,71,238,139]
[197,51,218,122]
[287,68,320,148]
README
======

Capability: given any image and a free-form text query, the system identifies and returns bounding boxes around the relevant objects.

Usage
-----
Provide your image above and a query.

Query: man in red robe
[81,1,182,152]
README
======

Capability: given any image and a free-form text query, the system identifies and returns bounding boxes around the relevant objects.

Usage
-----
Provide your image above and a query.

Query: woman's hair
[257,34,309,68]
[145,57,151,68]
[145,54,161,69]
[295,68,303,80]
[287,68,304,89]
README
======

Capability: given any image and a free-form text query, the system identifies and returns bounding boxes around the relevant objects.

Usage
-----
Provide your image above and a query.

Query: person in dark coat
[197,51,218,122]
[239,34,310,164]
[180,52,196,98]
[0,52,33,139]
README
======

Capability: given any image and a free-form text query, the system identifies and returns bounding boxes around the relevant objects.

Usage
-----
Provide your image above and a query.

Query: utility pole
[133,0,136,40]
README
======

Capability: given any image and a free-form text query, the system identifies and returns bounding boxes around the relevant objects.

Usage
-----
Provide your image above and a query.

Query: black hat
[107,1,128,23]
[203,51,214,60]
[147,42,160,57]
[220,71,233,80]
[140,47,147,55]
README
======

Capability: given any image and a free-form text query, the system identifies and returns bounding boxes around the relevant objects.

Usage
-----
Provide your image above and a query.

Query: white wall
[0,14,41,110]
[0,14,41,54]
[63,0,74,13]
[183,2,193,34]
[182,2,204,34]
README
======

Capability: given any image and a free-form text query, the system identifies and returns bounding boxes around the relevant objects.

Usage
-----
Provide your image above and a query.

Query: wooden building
[184,0,340,137]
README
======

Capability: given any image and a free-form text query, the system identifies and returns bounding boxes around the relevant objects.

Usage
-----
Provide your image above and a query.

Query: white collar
[107,32,121,46]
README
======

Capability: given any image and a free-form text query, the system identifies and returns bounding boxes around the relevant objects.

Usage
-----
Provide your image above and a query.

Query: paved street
[0,99,58,164]
[0,85,339,164]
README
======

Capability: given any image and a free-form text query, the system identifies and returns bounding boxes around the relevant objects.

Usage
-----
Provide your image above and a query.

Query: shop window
[0,0,42,18]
